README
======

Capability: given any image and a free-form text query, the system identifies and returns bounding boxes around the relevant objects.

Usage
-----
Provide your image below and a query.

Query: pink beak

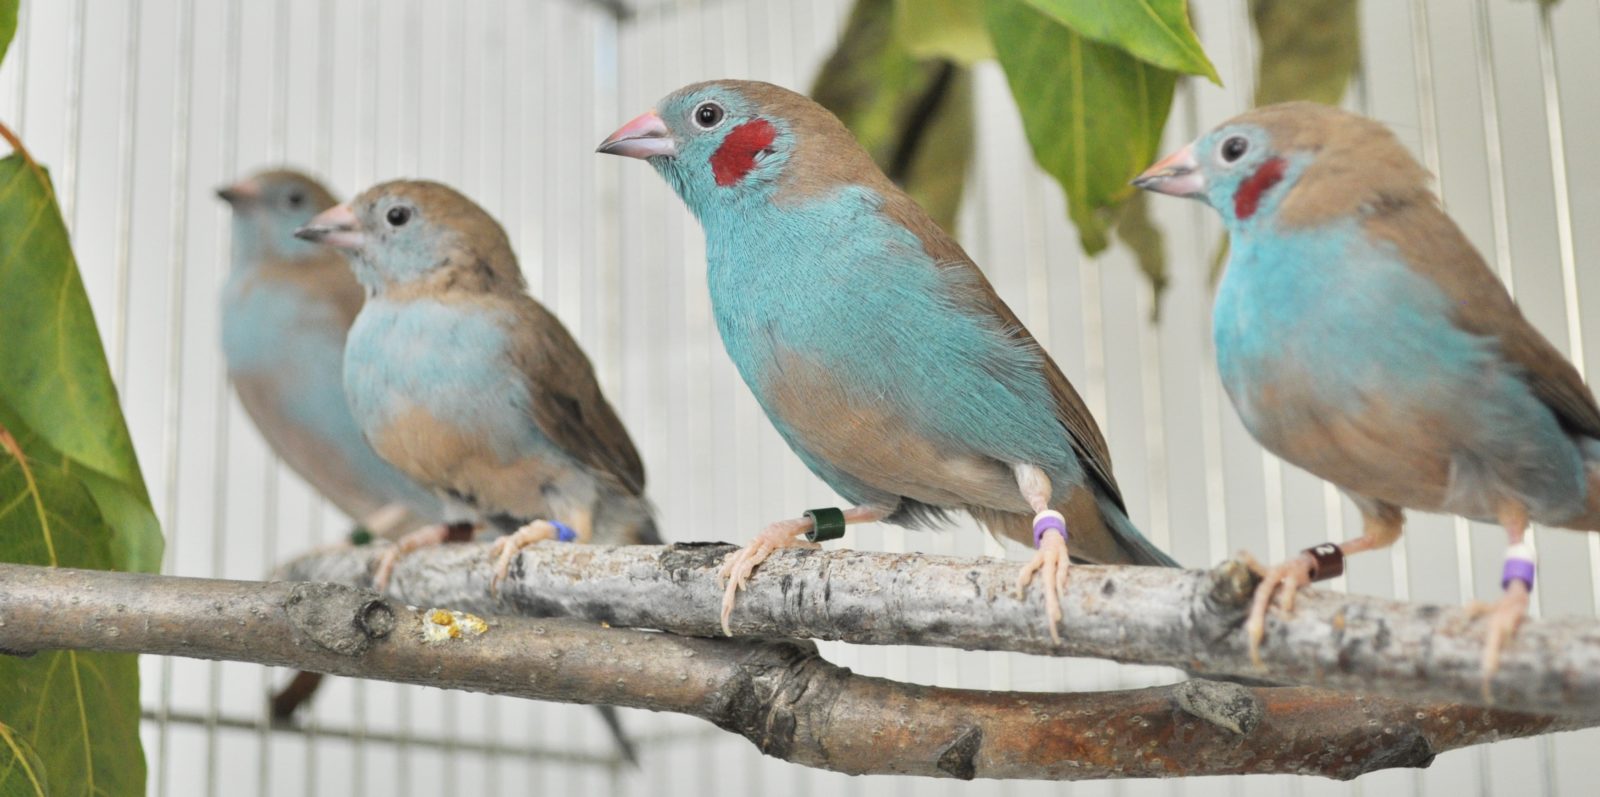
[1132,142,1206,199]
[597,111,677,160]
[215,178,262,205]
[294,203,365,250]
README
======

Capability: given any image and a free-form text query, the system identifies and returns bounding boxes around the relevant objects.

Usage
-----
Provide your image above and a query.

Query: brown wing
[960,263,1126,510]
[876,192,1125,509]
[505,296,648,496]
[1366,199,1600,440]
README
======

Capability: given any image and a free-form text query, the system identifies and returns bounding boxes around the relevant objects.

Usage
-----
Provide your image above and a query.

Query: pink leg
[1469,502,1532,699]
[718,504,889,636]
[1012,464,1072,644]
[1244,505,1402,667]
[373,523,474,592]
[487,519,578,596]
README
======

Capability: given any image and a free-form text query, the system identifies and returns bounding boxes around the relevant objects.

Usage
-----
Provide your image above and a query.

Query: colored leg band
[1032,510,1068,548]
[444,522,476,543]
[550,521,578,543]
[1502,541,1536,590]
[804,507,847,543]
[348,528,374,546]
[1303,543,1344,582]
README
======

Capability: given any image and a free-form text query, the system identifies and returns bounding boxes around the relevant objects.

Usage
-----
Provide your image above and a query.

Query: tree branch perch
[279,541,1600,716]
[0,562,1591,780]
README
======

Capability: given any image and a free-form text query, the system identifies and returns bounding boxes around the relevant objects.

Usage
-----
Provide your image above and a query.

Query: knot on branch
[285,582,395,656]
[1191,557,1256,648]
[1174,679,1262,736]
[936,726,982,780]
[709,638,842,760]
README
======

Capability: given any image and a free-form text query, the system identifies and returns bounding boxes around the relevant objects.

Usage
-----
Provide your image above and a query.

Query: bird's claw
[717,524,818,636]
[1243,550,1318,668]
[489,521,558,597]
[1467,581,1530,702]
[1016,531,1071,644]
[372,523,459,592]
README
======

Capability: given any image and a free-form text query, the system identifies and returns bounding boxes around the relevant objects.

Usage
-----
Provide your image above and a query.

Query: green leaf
[1250,0,1359,107]
[1023,0,1219,83]
[0,0,16,68]
[986,0,1176,253]
[0,153,161,573]
[0,406,146,797]
[816,0,974,233]
[892,0,993,65]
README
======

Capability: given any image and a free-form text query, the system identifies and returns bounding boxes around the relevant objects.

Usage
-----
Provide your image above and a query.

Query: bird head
[1134,102,1433,232]
[216,170,337,262]
[599,80,875,219]
[295,180,523,294]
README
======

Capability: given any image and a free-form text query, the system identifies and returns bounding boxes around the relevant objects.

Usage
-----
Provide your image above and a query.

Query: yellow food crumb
[421,608,490,643]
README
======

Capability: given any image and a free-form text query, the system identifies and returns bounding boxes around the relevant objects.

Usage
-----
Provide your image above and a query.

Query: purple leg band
[1502,558,1535,591]
[1033,513,1068,548]
[550,521,577,543]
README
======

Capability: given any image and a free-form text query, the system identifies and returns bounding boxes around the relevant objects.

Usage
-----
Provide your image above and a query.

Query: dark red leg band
[1303,543,1344,582]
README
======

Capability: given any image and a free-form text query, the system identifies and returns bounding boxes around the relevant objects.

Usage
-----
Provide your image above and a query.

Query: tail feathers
[1098,494,1180,568]
[595,705,640,767]
[631,514,663,545]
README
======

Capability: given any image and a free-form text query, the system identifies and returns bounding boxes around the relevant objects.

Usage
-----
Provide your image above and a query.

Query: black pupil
[387,207,411,226]
[697,104,721,127]
[287,192,303,207]
[1223,137,1248,162]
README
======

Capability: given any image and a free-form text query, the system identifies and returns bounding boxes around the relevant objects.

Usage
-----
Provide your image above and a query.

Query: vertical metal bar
[201,0,243,793]
[1181,78,1231,570]
[59,0,87,233]
[108,0,143,389]
[1534,6,1579,795]
[153,0,194,789]
[257,0,292,791]
[159,12,197,796]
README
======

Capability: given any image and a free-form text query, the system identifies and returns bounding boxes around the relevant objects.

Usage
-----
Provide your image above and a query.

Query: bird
[1133,101,1600,684]
[217,169,443,542]
[293,180,660,588]
[598,79,1177,640]
[294,179,656,765]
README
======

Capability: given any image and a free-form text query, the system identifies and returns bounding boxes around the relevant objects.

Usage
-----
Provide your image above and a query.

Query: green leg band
[803,507,847,543]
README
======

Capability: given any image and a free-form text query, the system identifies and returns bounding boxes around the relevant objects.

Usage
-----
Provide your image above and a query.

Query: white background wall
[4,0,1600,794]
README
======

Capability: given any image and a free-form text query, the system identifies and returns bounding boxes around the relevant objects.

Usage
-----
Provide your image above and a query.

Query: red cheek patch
[1234,156,1287,221]
[711,119,778,187]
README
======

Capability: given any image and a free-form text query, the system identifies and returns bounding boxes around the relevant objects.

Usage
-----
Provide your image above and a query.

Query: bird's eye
[286,191,304,208]
[693,101,725,130]
[1220,136,1249,163]
[386,206,412,227]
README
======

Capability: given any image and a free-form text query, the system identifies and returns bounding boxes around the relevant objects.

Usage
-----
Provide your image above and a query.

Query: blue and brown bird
[1135,101,1600,682]
[599,79,1176,640]
[294,180,660,590]
[295,179,655,764]
[217,169,443,540]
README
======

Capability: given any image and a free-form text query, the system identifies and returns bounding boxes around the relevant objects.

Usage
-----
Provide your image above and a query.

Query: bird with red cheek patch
[1136,101,1600,692]
[600,79,1178,640]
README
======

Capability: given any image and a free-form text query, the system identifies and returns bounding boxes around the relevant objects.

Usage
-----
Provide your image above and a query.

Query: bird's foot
[1016,511,1071,644]
[717,518,818,636]
[489,520,577,596]
[1468,541,1535,701]
[373,523,469,592]
[1243,543,1343,668]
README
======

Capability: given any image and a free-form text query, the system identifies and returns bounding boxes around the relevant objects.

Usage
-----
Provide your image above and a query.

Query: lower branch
[279,542,1600,717]
[0,563,1588,780]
